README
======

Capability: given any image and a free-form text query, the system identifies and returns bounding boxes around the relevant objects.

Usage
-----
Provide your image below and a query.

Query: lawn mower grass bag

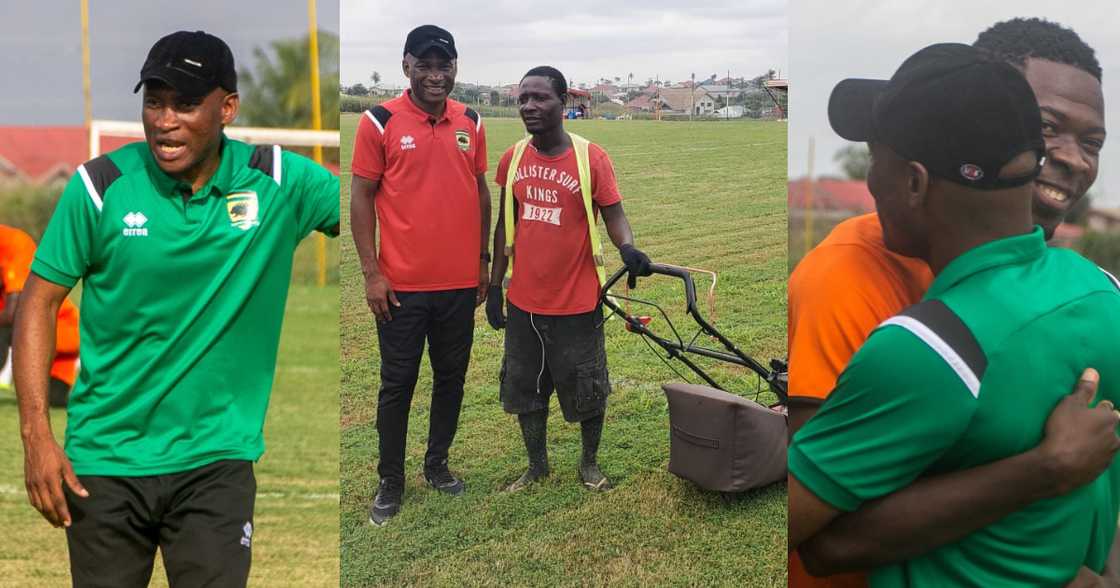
[662,382,787,493]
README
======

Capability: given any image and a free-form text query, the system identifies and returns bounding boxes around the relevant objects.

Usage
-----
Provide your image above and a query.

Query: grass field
[340,114,788,586]
[0,282,340,587]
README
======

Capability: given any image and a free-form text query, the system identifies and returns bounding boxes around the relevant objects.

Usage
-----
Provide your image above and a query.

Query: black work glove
[486,285,506,329]
[619,244,652,289]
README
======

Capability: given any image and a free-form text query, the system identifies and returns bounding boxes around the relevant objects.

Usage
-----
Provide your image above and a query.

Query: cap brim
[828,78,888,142]
[133,68,216,98]
[408,41,456,59]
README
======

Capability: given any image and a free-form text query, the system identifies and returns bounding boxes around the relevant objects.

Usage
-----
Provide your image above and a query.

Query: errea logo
[122,212,149,237]
[400,135,416,151]
[240,521,253,548]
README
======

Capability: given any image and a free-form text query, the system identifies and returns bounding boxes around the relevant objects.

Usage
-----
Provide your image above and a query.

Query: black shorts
[65,459,256,588]
[500,302,610,422]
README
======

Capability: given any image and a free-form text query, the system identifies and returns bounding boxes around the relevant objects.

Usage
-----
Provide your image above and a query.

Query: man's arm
[798,369,1120,576]
[350,176,397,322]
[601,203,650,288]
[15,274,88,528]
[476,173,491,306]
[485,187,510,330]
[0,291,17,327]
[789,473,842,550]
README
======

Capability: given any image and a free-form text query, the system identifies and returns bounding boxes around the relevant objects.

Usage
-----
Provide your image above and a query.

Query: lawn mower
[601,263,788,495]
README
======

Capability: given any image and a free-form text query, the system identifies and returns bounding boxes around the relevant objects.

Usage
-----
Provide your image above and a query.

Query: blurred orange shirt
[786,213,933,587]
[0,224,80,386]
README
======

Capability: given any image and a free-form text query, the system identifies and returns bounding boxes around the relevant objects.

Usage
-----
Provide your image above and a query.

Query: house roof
[656,87,713,111]
[787,178,875,212]
[0,127,132,183]
[0,126,339,183]
[626,95,655,110]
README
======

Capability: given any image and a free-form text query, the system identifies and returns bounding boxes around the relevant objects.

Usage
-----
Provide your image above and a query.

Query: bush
[1078,230,1120,275]
[0,183,64,240]
[340,94,381,113]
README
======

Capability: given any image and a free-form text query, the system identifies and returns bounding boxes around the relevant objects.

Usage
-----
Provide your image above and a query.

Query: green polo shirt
[790,228,1120,587]
[32,137,339,476]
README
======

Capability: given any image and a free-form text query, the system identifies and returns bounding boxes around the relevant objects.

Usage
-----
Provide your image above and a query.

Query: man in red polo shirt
[350,25,490,526]
[485,66,651,492]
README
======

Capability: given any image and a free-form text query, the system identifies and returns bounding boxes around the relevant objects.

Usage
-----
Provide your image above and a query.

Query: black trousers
[65,459,256,588]
[500,303,610,422]
[375,288,475,481]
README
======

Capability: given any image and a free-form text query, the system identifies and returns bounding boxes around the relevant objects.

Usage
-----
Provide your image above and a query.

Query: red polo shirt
[496,140,622,315]
[351,91,488,291]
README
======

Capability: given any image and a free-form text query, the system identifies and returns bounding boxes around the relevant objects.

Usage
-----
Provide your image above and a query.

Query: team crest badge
[959,163,984,182]
[456,130,471,152]
[226,192,260,231]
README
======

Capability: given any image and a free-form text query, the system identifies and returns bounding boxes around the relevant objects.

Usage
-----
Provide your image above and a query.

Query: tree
[238,31,340,131]
[834,144,871,180]
[347,82,368,96]
[371,71,381,86]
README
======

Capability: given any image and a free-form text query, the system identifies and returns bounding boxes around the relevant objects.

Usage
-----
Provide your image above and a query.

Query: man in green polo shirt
[788,43,1120,587]
[14,31,338,587]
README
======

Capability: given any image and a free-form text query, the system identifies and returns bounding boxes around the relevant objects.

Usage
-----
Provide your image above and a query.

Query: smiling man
[788,19,1114,588]
[485,66,651,492]
[350,25,491,526]
[14,31,339,587]
[788,42,1120,588]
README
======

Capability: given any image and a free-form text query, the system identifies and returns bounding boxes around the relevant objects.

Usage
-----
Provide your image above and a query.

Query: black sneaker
[424,466,466,496]
[369,478,403,526]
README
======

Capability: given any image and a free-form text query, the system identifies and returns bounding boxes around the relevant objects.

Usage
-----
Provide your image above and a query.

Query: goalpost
[89,120,341,287]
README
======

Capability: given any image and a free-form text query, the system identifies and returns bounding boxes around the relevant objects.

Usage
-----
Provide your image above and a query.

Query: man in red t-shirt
[0,224,79,407]
[350,25,491,526]
[486,66,651,492]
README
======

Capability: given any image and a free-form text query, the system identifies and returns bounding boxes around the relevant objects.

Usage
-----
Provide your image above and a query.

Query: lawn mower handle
[602,263,698,311]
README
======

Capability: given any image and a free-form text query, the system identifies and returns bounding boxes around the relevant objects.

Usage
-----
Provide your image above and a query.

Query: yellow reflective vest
[502,132,607,290]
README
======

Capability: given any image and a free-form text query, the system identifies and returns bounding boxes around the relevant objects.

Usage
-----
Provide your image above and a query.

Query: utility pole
[82,0,91,154]
[690,72,695,121]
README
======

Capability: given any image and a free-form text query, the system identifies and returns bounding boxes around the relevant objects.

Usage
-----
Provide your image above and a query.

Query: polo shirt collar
[144,135,235,200]
[401,89,454,123]
[925,227,1047,298]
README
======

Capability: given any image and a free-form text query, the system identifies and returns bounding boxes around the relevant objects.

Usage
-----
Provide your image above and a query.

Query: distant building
[0,127,132,185]
[713,105,745,118]
[0,126,340,185]
[657,87,716,115]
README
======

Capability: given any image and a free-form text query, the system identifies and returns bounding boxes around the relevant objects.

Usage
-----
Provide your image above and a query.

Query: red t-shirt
[351,92,488,291]
[496,140,622,315]
[0,224,80,386]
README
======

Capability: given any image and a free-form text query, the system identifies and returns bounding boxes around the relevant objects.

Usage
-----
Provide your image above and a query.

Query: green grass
[0,282,340,587]
[340,114,788,586]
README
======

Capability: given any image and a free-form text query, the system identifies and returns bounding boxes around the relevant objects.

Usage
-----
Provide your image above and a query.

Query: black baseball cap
[829,43,1044,190]
[133,31,237,98]
[403,25,457,59]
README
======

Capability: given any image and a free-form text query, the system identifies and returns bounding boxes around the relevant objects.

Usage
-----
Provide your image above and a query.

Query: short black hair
[974,17,1101,81]
[521,66,567,98]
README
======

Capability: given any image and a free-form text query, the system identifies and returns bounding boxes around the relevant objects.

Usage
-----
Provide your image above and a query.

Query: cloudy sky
[790,0,1120,206]
[341,0,787,90]
[0,1,340,125]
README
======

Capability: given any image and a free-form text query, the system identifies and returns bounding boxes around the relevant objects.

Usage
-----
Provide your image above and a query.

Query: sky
[0,0,340,125]
[340,0,788,90]
[789,0,1120,207]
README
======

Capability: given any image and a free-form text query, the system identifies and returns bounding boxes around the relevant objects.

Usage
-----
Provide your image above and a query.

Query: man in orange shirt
[789,19,1117,586]
[0,224,79,407]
